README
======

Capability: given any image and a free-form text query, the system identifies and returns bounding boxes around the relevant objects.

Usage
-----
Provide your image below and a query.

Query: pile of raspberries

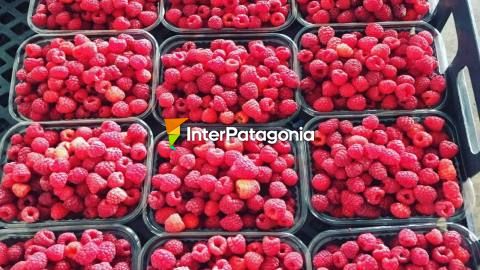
[0,121,149,223]
[149,235,304,269]
[298,0,430,23]
[313,228,472,269]
[309,114,463,219]
[0,229,133,269]
[164,0,291,30]
[156,38,300,124]
[298,23,446,112]
[148,129,300,232]
[14,33,153,121]
[31,0,160,30]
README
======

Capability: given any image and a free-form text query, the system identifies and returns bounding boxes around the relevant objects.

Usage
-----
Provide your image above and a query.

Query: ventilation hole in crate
[12,23,29,35]
[0,12,14,24]
[15,1,28,12]
[6,45,17,56]
[1,68,12,81]
[0,94,8,107]
[0,57,6,67]
[0,33,10,46]
[441,14,458,65]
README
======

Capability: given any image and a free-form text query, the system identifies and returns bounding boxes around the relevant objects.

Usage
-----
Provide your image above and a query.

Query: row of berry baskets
[0,112,471,229]
[10,21,447,124]
[0,223,478,269]
[27,0,437,33]
[0,111,477,269]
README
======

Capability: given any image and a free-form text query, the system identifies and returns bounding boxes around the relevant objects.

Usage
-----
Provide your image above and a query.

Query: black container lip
[302,110,468,226]
[294,22,448,117]
[152,33,301,127]
[309,222,480,270]
[143,125,308,235]
[140,232,310,270]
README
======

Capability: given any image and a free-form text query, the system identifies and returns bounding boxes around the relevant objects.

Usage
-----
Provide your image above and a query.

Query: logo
[165,118,188,149]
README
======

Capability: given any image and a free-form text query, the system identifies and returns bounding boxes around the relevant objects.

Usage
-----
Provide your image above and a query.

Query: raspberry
[230,157,259,179]
[439,141,459,159]
[34,230,56,247]
[106,188,128,205]
[262,236,281,257]
[235,179,260,200]
[151,249,176,270]
[313,250,333,268]
[74,242,98,266]
[410,247,429,266]
[164,213,185,233]
[220,214,243,232]
[423,116,445,132]
[46,244,66,262]
[26,252,48,270]
[163,240,184,256]
[207,235,227,256]
[395,170,418,188]
[244,251,264,269]
[340,241,359,259]
[390,203,411,218]
[260,198,287,222]
[284,252,303,270]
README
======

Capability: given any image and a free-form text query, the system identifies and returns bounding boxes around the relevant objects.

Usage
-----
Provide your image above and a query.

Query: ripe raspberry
[26,251,48,270]
[284,252,303,270]
[390,203,411,218]
[244,251,264,270]
[439,140,459,159]
[163,239,183,256]
[150,249,176,270]
[263,198,287,221]
[220,214,243,232]
[227,234,246,255]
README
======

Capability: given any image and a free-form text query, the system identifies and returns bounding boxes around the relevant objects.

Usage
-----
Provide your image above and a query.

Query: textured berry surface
[309,114,462,219]
[299,24,445,112]
[149,128,300,232]
[164,0,291,30]
[157,39,299,124]
[149,235,304,270]
[31,0,159,30]
[313,228,472,270]
[298,0,430,23]
[0,121,149,223]
[0,229,132,269]
[14,34,153,120]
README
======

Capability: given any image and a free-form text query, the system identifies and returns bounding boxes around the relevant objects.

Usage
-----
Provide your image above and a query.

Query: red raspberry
[438,140,458,159]
[164,213,185,233]
[244,251,264,270]
[34,230,56,246]
[220,214,243,232]
[410,247,429,266]
[390,203,411,218]
[284,252,303,270]
[227,234,246,255]
[150,249,176,270]
[163,239,184,256]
